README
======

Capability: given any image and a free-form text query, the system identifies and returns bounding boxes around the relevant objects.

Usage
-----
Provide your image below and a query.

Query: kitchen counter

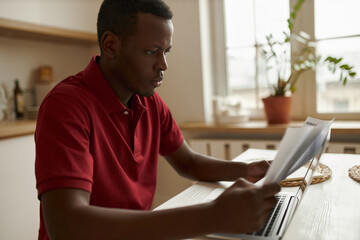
[0,120,37,139]
[1,119,360,141]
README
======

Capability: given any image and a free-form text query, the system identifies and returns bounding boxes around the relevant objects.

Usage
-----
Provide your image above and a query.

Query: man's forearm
[42,181,280,240]
[164,142,248,182]
[43,190,217,240]
[179,152,248,182]
[92,202,216,240]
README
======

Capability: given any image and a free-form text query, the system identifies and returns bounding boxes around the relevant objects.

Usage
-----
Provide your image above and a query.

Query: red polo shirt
[35,56,183,240]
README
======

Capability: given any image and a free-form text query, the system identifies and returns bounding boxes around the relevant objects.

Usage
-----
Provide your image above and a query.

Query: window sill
[179,120,360,136]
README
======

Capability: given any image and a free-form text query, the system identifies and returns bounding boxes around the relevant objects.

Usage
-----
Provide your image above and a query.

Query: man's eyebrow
[152,44,172,50]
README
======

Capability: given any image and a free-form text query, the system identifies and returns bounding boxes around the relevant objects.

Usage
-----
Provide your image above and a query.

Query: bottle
[14,79,24,119]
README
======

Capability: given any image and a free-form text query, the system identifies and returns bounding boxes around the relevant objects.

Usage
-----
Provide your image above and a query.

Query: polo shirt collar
[82,55,146,113]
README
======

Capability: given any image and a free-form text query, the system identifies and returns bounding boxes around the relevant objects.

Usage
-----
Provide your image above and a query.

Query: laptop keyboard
[253,195,286,236]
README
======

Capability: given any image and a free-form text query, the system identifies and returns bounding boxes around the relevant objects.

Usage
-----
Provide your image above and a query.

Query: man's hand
[212,178,280,234]
[245,160,272,183]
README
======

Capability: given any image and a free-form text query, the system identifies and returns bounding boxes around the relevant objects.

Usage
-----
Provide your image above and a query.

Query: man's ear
[100,31,120,58]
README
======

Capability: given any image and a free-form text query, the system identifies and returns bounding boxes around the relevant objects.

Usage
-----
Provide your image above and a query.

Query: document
[262,117,334,185]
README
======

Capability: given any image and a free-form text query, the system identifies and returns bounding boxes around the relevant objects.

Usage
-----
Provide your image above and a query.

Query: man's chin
[138,89,156,97]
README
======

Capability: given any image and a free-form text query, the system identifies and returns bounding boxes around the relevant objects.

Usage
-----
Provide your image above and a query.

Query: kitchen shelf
[0,17,97,46]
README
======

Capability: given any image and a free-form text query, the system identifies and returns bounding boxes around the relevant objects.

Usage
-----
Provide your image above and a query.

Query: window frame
[212,0,360,121]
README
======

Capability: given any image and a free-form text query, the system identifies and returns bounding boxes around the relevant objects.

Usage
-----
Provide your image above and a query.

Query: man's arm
[41,180,279,240]
[164,141,270,183]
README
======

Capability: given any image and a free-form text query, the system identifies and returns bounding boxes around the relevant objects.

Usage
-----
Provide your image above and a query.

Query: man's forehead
[131,13,173,44]
[135,13,173,30]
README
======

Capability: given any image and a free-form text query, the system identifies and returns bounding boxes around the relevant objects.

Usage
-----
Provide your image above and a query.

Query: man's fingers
[262,195,278,212]
[230,178,254,189]
[261,183,281,198]
[228,179,280,198]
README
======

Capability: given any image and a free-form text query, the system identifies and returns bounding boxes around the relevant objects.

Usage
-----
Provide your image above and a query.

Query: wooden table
[156,149,360,240]
[282,151,360,240]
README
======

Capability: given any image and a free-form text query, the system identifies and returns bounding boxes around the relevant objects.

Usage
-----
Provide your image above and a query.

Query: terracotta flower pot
[262,96,292,124]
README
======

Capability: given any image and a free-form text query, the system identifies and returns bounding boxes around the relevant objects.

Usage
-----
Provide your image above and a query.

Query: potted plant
[261,0,357,124]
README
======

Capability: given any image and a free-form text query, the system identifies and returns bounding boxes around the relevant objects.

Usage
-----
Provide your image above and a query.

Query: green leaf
[340,64,351,70]
[335,57,343,64]
[287,19,293,29]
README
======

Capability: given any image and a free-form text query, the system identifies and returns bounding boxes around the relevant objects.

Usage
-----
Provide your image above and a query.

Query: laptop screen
[294,129,330,203]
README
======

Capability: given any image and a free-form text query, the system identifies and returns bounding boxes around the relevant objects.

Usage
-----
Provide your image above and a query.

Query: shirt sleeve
[35,92,94,199]
[154,93,184,156]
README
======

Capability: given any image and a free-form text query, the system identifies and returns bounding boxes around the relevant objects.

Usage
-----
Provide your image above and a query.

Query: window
[315,0,360,114]
[217,0,360,119]
[223,0,289,111]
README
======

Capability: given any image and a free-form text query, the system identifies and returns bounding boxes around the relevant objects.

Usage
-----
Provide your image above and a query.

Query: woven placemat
[348,165,360,183]
[280,162,332,187]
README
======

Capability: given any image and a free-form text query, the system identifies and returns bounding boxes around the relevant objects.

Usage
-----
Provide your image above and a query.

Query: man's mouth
[152,78,163,87]
[152,74,164,87]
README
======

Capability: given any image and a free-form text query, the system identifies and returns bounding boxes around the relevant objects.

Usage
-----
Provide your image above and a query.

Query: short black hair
[97,0,173,52]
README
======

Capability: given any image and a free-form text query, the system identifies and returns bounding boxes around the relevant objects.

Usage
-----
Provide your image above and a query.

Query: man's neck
[97,56,133,108]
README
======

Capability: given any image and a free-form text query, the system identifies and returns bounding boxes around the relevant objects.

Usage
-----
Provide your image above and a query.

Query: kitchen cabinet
[0,134,38,239]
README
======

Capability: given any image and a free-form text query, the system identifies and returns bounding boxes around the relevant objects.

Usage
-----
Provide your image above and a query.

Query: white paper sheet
[263,117,333,185]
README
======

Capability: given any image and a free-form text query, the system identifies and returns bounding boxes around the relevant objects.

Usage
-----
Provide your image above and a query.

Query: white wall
[153,0,214,207]
[0,37,95,102]
[157,0,211,123]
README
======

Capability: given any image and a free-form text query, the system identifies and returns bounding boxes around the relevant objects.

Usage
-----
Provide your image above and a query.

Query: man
[35,0,280,239]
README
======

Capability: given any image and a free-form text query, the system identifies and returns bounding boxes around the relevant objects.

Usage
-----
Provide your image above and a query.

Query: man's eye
[146,50,156,55]
[164,49,171,55]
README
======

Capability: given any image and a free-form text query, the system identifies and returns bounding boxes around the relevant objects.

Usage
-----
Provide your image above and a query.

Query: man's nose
[155,53,168,71]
